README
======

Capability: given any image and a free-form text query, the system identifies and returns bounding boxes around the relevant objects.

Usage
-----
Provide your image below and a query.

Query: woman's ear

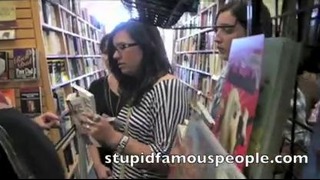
[0,57,5,76]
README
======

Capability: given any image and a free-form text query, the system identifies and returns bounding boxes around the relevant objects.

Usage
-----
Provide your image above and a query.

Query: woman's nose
[214,31,222,44]
[113,50,120,60]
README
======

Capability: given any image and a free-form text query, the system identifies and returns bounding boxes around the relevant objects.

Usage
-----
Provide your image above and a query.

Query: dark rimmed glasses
[213,20,238,35]
[114,42,138,53]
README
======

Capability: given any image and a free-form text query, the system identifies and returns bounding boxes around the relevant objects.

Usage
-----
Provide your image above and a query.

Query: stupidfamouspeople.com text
[104,152,308,167]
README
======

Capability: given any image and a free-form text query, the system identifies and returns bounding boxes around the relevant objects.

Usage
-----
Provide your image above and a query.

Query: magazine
[66,84,101,147]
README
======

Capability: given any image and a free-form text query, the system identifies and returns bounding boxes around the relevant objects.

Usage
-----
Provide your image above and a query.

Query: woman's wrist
[108,130,123,150]
[93,161,104,169]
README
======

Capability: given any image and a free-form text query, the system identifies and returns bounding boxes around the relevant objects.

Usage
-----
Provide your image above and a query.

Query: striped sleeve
[210,66,228,119]
[149,79,190,156]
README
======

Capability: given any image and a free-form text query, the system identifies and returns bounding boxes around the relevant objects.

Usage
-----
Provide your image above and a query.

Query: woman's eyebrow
[215,23,236,27]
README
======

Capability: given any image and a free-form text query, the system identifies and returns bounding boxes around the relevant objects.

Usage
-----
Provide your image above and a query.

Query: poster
[212,34,265,171]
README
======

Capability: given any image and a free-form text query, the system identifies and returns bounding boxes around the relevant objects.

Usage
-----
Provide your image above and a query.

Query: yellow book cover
[0,2,16,22]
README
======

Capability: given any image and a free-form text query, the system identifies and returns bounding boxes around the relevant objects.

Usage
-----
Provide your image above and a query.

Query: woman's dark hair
[107,19,173,106]
[99,34,110,54]
[216,0,273,37]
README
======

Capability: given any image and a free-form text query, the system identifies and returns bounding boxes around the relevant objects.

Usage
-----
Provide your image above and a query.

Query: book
[168,115,246,179]
[20,87,42,118]
[0,51,9,80]
[0,89,16,107]
[0,2,16,22]
[195,101,215,128]
[66,84,100,147]
[13,48,38,80]
[212,34,265,171]
[0,29,15,40]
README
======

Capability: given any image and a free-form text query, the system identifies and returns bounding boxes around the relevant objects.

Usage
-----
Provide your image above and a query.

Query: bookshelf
[172,0,226,111]
[0,0,107,178]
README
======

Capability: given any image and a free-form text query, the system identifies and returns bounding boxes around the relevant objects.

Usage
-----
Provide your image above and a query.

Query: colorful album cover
[213,34,265,171]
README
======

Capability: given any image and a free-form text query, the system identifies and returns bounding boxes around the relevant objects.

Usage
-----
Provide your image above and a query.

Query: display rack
[0,0,107,178]
[267,0,320,179]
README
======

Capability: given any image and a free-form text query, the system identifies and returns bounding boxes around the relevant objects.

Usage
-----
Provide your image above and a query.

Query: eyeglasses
[114,43,138,53]
[213,21,238,35]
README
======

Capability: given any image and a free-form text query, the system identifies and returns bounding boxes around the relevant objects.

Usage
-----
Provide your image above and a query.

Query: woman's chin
[219,54,228,61]
[120,69,132,76]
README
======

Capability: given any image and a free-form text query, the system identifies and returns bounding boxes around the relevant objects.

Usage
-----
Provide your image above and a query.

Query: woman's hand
[94,163,112,179]
[80,113,120,147]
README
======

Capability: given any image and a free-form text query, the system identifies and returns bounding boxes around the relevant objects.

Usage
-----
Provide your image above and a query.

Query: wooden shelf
[0,0,107,178]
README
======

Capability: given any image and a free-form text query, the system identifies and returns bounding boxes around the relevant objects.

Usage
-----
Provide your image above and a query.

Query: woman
[88,34,123,179]
[82,19,190,179]
[211,1,311,176]
[210,0,273,120]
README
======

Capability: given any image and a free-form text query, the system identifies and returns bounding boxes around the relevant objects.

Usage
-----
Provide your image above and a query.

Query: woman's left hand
[80,113,119,146]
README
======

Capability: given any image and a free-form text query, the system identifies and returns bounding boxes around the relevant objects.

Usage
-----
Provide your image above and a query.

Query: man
[0,91,65,178]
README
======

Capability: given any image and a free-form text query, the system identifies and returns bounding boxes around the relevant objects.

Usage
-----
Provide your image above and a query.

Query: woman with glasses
[210,0,273,120]
[211,1,313,176]
[87,34,125,179]
[81,19,190,179]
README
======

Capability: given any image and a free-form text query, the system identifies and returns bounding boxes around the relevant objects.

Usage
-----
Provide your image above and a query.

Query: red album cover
[213,34,265,171]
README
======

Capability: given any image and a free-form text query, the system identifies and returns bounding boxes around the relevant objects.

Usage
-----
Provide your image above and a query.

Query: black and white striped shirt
[111,78,190,179]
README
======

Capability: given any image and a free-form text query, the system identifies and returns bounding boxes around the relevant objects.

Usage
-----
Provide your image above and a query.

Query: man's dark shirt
[0,108,65,179]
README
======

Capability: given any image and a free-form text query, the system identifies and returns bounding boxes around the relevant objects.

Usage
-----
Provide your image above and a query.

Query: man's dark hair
[216,0,273,37]
[107,19,173,106]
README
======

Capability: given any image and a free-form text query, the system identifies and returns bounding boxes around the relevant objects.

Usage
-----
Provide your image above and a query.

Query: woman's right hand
[94,163,112,179]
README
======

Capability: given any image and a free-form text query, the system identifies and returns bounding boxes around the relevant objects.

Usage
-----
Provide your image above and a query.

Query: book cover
[0,89,16,107]
[66,85,100,147]
[13,48,38,80]
[20,87,42,118]
[212,34,265,171]
[0,2,16,22]
[0,2,17,29]
[0,51,9,80]
[0,29,15,40]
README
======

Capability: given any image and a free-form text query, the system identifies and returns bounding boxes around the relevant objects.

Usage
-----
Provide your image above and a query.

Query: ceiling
[80,0,131,33]
[80,0,200,29]
[120,0,200,28]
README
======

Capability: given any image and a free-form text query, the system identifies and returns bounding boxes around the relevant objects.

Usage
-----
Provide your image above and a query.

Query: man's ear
[0,57,5,76]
